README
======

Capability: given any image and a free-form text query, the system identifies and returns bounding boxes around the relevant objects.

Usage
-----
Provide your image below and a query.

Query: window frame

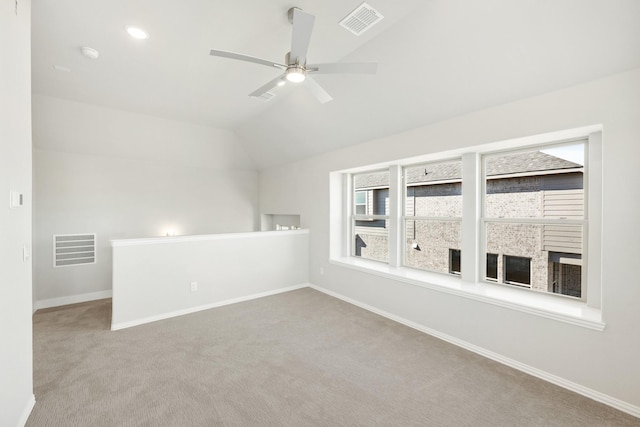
[331,126,603,330]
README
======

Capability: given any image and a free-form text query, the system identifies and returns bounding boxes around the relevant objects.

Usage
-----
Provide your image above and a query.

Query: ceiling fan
[209,7,377,103]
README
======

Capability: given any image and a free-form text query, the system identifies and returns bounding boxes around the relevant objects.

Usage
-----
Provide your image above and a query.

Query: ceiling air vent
[53,233,96,267]
[251,91,276,102]
[339,2,384,36]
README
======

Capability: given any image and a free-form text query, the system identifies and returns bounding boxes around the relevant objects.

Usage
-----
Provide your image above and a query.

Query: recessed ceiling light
[126,26,149,40]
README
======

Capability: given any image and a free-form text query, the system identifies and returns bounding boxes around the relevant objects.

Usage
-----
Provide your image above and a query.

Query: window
[486,253,498,281]
[549,252,582,297]
[449,249,461,275]
[355,191,367,215]
[331,128,602,328]
[483,142,585,298]
[503,255,531,286]
[403,159,462,275]
[352,170,389,263]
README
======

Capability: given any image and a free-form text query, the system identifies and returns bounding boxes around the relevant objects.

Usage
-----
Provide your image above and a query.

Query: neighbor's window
[483,141,585,298]
[486,253,498,281]
[352,170,390,263]
[355,191,367,215]
[504,255,531,286]
[449,249,461,275]
[403,159,462,275]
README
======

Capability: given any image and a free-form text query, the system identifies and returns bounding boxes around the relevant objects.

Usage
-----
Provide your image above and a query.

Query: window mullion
[388,165,402,268]
[344,173,352,258]
[461,152,480,283]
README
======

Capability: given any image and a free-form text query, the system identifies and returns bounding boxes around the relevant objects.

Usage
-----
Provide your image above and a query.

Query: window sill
[329,257,605,331]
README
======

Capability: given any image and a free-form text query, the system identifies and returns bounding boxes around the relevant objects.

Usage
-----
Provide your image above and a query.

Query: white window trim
[329,125,604,331]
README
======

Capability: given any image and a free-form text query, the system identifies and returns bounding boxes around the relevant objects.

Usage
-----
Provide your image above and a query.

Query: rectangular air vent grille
[339,2,384,36]
[53,233,96,267]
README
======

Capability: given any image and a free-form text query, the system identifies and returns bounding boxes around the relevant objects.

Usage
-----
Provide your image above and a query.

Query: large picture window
[332,128,601,326]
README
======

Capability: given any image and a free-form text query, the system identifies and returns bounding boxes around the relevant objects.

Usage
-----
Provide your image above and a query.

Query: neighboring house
[354,150,584,298]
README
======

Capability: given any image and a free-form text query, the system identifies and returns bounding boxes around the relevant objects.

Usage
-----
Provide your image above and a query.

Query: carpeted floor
[27,288,640,426]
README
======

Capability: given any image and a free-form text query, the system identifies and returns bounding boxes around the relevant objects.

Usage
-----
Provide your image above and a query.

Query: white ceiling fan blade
[305,77,333,104]
[210,49,286,70]
[290,9,315,65]
[249,74,287,99]
[307,63,378,75]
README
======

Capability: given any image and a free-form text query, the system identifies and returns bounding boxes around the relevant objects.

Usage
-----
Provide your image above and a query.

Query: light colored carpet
[27,288,639,426]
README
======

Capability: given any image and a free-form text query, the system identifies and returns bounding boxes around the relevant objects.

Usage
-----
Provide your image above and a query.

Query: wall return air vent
[339,2,384,36]
[53,233,96,267]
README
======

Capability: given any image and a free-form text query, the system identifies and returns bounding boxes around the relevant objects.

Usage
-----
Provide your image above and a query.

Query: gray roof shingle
[355,151,582,188]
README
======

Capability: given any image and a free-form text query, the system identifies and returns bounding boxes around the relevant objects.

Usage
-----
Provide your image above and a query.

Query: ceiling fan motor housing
[287,7,302,24]
[285,51,303,67]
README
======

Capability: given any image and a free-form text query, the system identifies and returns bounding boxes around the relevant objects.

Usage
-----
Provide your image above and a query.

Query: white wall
[111,230,309,330]
[32,95,259,307]
[0,0,35,425]
[259,68,640,413]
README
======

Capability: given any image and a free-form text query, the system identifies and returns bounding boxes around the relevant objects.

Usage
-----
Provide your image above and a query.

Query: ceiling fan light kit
[209,7,378,103]
[285,65,306,83]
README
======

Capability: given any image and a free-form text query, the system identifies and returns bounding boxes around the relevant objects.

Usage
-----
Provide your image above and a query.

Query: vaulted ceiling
[32,0,640,169]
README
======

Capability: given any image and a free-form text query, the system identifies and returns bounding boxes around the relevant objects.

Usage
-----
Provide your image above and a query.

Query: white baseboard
[17,394,35,427]
[309,284,640,419]
[34,290,113,312]
[111,283,309,331]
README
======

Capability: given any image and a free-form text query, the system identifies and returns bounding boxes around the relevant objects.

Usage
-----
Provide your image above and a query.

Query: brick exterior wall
[486,177,543,218]
[405,220,460,274]
[411,183,462,217]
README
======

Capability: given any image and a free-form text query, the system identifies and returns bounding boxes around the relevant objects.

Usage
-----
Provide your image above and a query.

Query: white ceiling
[32,0,640,169]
